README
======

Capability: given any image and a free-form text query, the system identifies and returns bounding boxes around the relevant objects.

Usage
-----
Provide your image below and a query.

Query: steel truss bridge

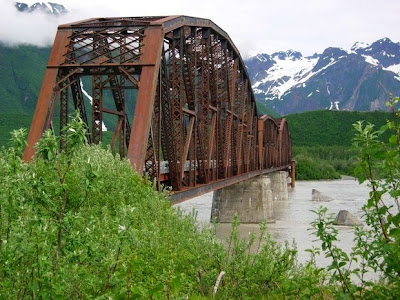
[23,16,293,202]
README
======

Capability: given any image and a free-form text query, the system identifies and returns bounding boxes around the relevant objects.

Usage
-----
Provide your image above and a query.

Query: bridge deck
[171,165,290,203]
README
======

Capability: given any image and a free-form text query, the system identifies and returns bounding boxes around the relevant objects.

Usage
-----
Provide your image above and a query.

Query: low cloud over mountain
[0,1,115,46]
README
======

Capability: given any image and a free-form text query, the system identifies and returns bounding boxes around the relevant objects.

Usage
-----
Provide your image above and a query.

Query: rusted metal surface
[126,27,164,171]
[24,16,293,201]
[23,30,70,161]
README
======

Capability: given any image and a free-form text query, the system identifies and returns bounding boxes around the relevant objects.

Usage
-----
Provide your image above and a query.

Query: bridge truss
[23,16,292,201]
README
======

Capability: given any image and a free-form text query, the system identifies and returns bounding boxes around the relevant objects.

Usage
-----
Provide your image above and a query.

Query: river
[176,178,372,268]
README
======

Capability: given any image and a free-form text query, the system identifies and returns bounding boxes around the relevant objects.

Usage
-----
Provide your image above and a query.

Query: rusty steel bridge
[23,16,294,202]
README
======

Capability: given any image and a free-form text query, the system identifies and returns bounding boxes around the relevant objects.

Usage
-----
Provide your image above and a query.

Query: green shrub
[310,97,400,299]
[293,146,359,179]
[295,154,341,180]
[0,116,224,298]
[0,113,320,299]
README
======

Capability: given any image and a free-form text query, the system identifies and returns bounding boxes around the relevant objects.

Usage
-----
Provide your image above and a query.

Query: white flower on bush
[118,225,126,233]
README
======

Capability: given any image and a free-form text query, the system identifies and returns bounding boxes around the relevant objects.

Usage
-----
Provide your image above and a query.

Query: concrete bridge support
[211,171,288,223]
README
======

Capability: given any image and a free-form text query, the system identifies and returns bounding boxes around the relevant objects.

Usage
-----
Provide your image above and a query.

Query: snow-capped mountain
[15,2,68,15]
[245,38,400,115]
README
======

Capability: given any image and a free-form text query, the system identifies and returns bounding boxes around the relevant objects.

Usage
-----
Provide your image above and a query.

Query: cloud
[2,0,400,58]
[0,2,56,46]
[0,1,120,47]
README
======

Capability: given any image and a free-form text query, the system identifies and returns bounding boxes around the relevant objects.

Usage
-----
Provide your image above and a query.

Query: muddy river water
[176,178,372,268]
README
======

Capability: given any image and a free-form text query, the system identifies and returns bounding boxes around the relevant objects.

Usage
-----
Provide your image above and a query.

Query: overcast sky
[2,0,400,58]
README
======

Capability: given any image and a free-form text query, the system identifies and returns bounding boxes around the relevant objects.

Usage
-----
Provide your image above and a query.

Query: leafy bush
[293,145,358,179]
[0,116,224,298]
[0,113,319,299]
[309,97,400,298]
[295,154,341,180]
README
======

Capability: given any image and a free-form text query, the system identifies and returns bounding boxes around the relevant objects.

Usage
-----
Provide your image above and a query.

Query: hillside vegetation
[286,110,393,179]
[0,43,49,113]
[285,110,393,147]
[256,101,280,118]
[0,44,49,146]
[0,116,317,298]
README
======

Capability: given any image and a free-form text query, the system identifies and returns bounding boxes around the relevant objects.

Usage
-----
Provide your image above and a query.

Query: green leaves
[294,154,341,180]
[307,97,400,298]
[35,129,58,162]
[61,112,88,155]
[0,120,215,298]
[9,128,27,155]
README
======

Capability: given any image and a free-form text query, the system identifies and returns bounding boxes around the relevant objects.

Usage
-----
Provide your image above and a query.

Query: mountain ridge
[15,2,68,15]
[245,37,400,115]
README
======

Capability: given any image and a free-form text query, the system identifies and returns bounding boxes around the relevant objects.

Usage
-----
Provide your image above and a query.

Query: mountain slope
[256,101,280,117]
[0,43,50,113]
[0,44,50,146]
[245,38,400,115]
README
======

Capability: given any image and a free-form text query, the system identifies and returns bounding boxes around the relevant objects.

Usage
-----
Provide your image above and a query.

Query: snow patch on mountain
[362,55,380,66]
[43,2,56,14]
[383,64,400,75]
[256,54,270,62]
[329,101,340,110]
[251,52,342,101]
[252,54,319,100]
[351,41,370,51]
[383,64,400,81]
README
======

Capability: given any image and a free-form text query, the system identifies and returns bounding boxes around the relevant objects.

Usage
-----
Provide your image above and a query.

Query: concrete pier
[211,171,288,223]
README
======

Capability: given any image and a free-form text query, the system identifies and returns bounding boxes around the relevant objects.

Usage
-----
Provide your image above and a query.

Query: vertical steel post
[59,83,68,149]
[127,27,164,174]
[23,30,71,161]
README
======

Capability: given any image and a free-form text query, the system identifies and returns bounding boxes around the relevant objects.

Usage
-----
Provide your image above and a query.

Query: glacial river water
[176,178,372,268]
